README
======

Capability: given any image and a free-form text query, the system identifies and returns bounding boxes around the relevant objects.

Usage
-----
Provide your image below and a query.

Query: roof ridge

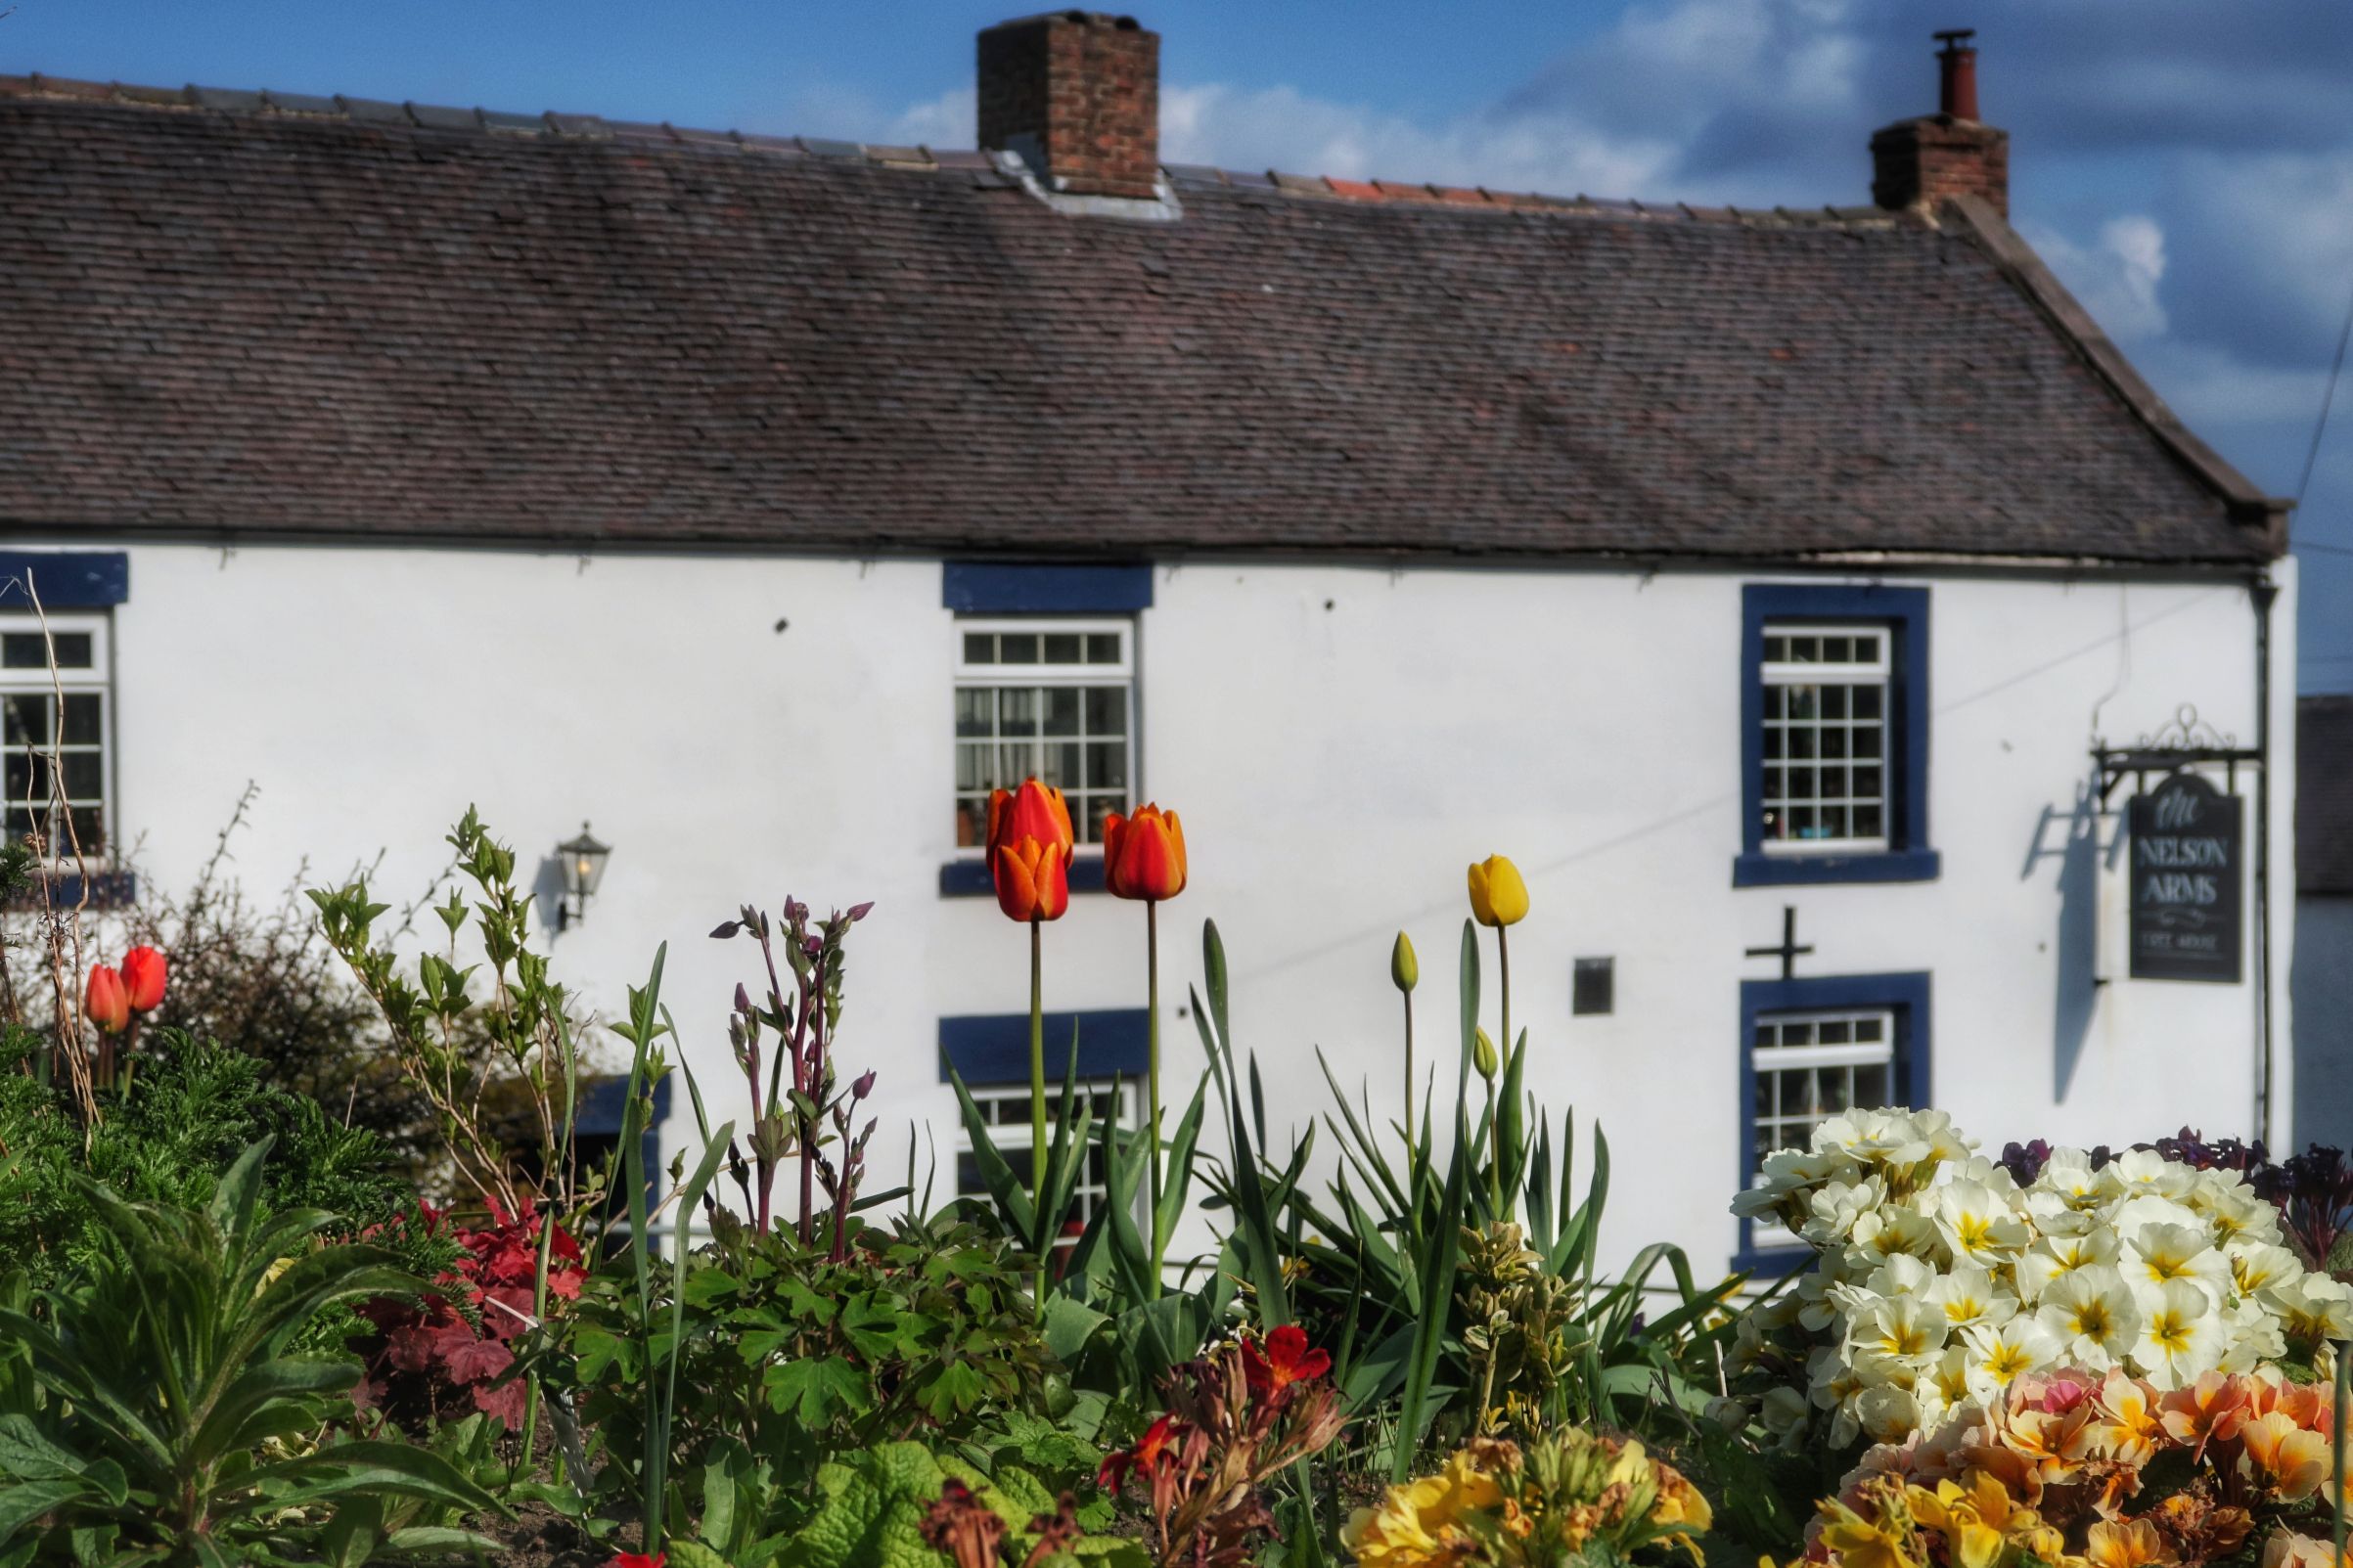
[0,68,1920,229]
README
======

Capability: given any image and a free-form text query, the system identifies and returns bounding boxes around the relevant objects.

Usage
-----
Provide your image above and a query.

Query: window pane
[1820,727,1846,760]
[3,694,48,746]
[1042,688,1081,737]
[61,694,102,745]
[1787,727,1817,761]
[68,804,105,853]
[1854,1063,1887,1105]
[1042,742,1080,788]
[1764,635,1787,662]
[1762,727,1784,760]
[3,752,34,798]
[1001,635,1039,665]
[1853,685,1882,719]
[1765,687,1787,720]
[1086,633,1120,665]
[61,752,102,800]
[0,634,45,669]
[1853,765,1882,799]
[955,689,993,739]
[1043,633,1082,664]
[1787,688,1818,721]
[1854,804,1883,839]
[1083,687,1126,736]
[1821,686,1847,720]
[1822,636,1851,663]
[963,632,994,664]
[997,689,1038,734]
[1086,741,1126,790]
[953,795,987,848]
[1853,727,1882,760]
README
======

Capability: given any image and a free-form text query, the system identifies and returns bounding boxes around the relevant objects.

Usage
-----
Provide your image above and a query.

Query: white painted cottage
[0,16,2299,1270]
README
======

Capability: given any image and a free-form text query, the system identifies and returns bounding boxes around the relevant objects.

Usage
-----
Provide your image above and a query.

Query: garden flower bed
[0,787,2347,1567]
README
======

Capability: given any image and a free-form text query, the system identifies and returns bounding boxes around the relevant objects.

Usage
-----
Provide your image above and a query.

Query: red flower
[119,946,167,1013]
[986,779,1073,922]
[1241,1324,1332,1399]
[1098,1412,1184,1493]
[1102,803,1187,902]
[84,963,128,1034]
[608,1554,665,1568]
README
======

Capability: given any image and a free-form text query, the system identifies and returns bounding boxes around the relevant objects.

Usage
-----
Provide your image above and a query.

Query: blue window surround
[1734,970,1932,1274]
[2,871,136,913]
[1736,583,1937,887]
[940,561,1149,898]
[575,1073,672,1218]
[941,856,1107,898]
[0,551,129,609]
[943,562,1153,614]
[938,1008,1151,1086]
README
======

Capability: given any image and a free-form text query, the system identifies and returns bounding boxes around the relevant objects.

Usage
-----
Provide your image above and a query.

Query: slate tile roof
[2299,695,2353,895]
[0,76,2285,564]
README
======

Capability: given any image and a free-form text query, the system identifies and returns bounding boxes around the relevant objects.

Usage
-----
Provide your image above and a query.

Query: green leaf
[0,1478,89,1540]
[381,1526,510,1556]
[778,1443,951,1568]
[764,1357,873,1426]
[946,1067,1036,1240]
[0,1416,79,1482]
[918,1360,987,1422]
[664,1543,738,1568]
[1040,1295,1109,1366]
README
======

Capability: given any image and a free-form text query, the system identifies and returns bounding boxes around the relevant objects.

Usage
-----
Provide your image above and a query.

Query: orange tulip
[85,963,129,1034]
[120,946,167,1013]
[1103,804,1186,901]
[987,779,1073,922]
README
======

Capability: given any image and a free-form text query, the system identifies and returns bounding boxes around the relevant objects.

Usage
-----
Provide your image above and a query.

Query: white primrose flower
[2132,1277,2228,1387]
[1848,1207,1942,1268]
[2125,1221,2236,1295]
[1802,1176,1887,1247]
[1853,1381,1922,1446]
[1914,1345,1974,1427]
[2266,1273,2353,1346]
[2228,1241,2306,1299]
[1816,1111,1933,1170]
[2195,1182,2283,1248]
[1935,1181,2032,1267]
[2099,1148,2196,1202]
[2217,1294,2286,1372]
[2014,1227,2122,1301]
[1847,1293,1950,1365]
[1960,1317,2061,1404]
[2032,1265,2140,1369]
[2035,1148,2104,1209]
[1831,1255,1938,1318]
[1923,1264,2018,1332]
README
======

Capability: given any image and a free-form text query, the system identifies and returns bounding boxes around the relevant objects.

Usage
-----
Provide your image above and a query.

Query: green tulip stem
[1402,989,1416,1151]
[1029,917,1049,1312]
[1493,923,1512,1214]
[1146,897,1164,1294]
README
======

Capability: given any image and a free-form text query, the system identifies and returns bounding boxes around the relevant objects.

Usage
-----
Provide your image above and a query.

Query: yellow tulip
[1474,1027,1499,1082]
[1467,855,1529,927]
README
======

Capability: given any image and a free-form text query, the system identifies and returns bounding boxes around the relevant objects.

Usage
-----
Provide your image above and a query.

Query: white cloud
[2019,215,2171,344]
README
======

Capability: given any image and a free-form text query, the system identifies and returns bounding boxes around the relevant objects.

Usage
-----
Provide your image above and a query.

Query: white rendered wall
[46,542,2296,1275]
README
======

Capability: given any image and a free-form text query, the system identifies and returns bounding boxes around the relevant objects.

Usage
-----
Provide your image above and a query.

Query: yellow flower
[1391,931,1419,992]
[1819,1505,1922,1568]
[1468,855,1529,927]
[2084,1519,2176,1568]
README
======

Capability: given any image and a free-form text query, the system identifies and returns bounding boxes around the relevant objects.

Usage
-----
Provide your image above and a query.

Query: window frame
[954,1078,1143,1253]
[2,609,115,866]
[943,615,1140,897]
[1734,971,1931,1273]
[1736,584,1937,886]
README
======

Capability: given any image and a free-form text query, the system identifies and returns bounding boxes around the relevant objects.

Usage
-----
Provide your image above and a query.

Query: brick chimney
[1871,29,2009,217]
[977,12,1160,201]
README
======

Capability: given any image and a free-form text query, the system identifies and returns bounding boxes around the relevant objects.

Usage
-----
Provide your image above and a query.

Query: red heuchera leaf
[385,1324,449,1374]
[473,1371,528,1430]
[441,1336,514,1386]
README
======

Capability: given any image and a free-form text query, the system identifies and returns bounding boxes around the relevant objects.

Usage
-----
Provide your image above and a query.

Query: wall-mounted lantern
[557,822,611,930]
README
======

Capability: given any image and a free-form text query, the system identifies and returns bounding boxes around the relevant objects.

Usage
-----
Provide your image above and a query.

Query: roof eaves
[1943,194,2289,553]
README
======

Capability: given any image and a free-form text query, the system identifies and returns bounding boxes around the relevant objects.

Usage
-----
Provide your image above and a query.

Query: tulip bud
[1473,1027,1499,1082]
[84,963,129,1034]
[1390,932,1418,993]
[120,947,167,1014]
[1467,855,1530,928]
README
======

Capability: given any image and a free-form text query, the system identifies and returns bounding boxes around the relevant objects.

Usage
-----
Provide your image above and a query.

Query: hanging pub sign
[2127,771,2243,983]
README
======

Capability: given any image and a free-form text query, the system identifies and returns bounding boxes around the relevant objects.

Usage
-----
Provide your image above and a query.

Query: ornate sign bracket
[2092,704,2261,808]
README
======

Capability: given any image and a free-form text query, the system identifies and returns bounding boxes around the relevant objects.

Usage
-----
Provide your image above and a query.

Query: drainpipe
[2253,574,2278,1147]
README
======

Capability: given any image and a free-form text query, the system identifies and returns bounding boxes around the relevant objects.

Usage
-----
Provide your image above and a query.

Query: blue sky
[10,0,2351,690]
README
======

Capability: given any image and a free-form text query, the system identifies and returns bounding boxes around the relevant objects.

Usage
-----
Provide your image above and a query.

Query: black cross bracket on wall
[1744,905,1814,982]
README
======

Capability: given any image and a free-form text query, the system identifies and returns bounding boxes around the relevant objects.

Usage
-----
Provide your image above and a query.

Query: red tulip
[84,963,129,1034]
[1103,803,1187,902]
[986,780,1073,922]
[120,946,167,1013]
[608,1555,665,1568]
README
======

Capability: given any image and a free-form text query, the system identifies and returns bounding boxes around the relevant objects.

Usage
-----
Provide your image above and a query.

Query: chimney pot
[1872,28,2008,218]
[976,12,1160,202]
[1935,28,1979,120]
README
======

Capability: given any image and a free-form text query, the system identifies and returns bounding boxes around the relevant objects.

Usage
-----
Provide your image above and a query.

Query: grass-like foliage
[0,1141,506,1565]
